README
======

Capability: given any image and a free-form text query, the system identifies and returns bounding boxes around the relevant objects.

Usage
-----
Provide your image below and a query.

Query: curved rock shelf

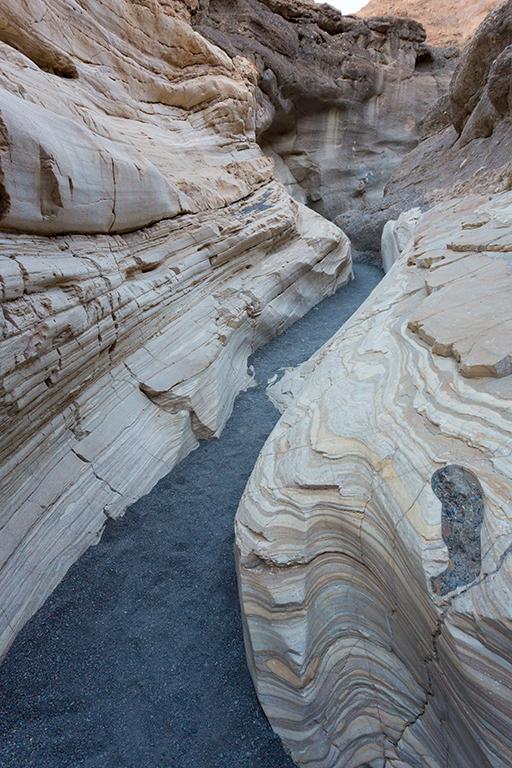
[236,192,512,768]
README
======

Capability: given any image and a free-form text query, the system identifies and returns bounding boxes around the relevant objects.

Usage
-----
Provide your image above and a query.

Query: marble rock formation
[381,207,422,272]
[0,0,352,659]
[381,0,512,238]
[189,0,456,244]
[358,0,500,47]
[236,191,512,767]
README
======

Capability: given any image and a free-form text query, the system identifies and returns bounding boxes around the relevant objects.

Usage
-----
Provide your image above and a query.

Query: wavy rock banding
[236,192,512,768]
[0,0,352,659]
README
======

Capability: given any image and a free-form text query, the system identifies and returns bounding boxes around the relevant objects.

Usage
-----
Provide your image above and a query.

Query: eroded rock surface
[189,0,455,248]
[381,0,512,233]
[0,0,352,659]
[358,0,499,47]
[236,192,512,768]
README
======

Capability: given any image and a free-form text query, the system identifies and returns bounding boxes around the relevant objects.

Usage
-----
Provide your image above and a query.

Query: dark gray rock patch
[431,465,484,597]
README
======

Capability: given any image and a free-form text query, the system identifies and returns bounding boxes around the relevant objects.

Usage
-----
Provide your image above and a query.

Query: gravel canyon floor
[0,264,383,768]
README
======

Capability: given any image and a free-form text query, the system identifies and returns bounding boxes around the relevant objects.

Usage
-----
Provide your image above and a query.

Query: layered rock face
[0,0,352,659]
[358,0,499,47]
[236,192,512,768]
[190,0,455,244]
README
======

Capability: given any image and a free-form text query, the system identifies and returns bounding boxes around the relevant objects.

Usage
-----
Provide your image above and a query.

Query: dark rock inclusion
[431,465,484,596]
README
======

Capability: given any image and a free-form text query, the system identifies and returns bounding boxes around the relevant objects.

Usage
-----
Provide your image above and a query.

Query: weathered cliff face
[236,191,512,768]
[358,0,499,47]
[189,0,456,247]
[379,0,512,246]
[0,0,353,660]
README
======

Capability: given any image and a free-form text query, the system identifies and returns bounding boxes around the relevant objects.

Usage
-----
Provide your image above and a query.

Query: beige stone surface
[0,0,272,232]
[407,194,512,379]
[0,0,352,659]
[358,0,500,47]
[236,193,512,768]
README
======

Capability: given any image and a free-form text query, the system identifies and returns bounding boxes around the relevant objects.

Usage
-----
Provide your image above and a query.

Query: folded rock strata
[0,0,352,659]
[236,192,512,768]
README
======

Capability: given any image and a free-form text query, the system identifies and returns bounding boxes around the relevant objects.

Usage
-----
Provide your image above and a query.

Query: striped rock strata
[0,0,352,659]
[236,192,512,768]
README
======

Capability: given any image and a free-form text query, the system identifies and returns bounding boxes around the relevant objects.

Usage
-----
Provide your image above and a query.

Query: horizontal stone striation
[0,179,351,660]
[236,193,512,767]
[0,0,353,659]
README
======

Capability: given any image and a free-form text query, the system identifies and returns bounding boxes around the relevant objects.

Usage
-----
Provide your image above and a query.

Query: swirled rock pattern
[0,0,352,659]
[236,192,512,768]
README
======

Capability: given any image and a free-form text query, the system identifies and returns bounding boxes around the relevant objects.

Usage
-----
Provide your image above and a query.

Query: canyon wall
[379,0,512,255]
[189,0,456,252]
[236,3,512,766]
[236,190,512,768]
[0,0,353,659]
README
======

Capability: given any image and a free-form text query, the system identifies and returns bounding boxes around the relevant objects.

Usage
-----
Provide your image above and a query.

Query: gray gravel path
[0,263,382,768]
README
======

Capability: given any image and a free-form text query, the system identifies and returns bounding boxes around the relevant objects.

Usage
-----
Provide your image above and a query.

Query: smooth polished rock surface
[236,193,512,768]
[0,0,352,660]
[0,263,382,768]
[381,207,422,272]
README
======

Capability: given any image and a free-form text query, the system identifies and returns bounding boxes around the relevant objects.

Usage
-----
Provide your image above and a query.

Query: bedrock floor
[0,262,383,768]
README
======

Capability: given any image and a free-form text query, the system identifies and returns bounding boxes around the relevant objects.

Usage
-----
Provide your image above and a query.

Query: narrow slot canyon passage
[0,263,382,768]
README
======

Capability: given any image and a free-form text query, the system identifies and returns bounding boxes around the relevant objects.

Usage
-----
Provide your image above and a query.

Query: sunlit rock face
[190,0,456,251]
[0,0,353,659]
[236,192,512,768]
[358,0,500,47]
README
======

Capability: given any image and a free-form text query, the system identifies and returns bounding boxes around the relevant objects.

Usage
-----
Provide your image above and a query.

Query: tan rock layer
[0,0,269,232]
[236,192,512,768]
[358,0,499,47]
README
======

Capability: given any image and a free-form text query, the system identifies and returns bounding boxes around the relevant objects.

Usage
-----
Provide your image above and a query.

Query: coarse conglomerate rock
[0,0,353,660]
[378,0,512,244]
[236,191,512,768]
[186,0,456,247]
